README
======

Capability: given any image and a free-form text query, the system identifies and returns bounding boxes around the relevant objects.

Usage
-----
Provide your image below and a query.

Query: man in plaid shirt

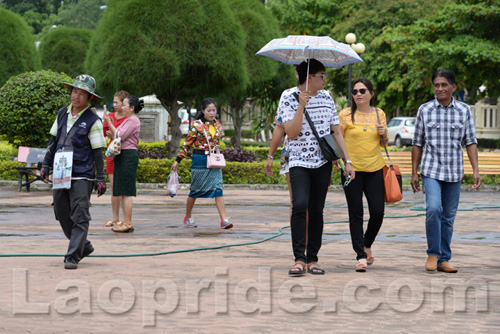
[411,69,481,273]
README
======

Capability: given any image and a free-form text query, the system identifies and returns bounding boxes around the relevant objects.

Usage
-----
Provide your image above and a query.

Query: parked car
[387,117,416,147]
[179,108,198,135]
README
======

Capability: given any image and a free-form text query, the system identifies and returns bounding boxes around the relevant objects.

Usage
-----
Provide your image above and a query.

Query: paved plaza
[0,182,499,333]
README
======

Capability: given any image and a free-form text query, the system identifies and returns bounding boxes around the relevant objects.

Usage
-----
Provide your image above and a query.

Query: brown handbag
[375,109,403,203]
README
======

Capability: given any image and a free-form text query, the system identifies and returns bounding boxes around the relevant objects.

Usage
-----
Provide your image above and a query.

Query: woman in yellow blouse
[338,77,389,272]
[171,98,232,229]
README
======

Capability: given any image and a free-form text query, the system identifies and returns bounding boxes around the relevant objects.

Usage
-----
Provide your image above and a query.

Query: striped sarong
[189,153,223,198]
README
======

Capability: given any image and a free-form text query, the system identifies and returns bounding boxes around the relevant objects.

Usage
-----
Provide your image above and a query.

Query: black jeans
[53,179,94,263]
[341,169,385,260]
[289,163,332,264]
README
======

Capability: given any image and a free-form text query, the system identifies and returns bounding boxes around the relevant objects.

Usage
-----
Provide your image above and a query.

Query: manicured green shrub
[0,70,72,147]
[223,129,254,139]
[223,140,270,148]
[477,138,500,149]
[137,140,228,159]
[0,141,17,161]
[0,158,493,186]
[39,27,93,78]
[0,8,38,87]
[0,161,24,180]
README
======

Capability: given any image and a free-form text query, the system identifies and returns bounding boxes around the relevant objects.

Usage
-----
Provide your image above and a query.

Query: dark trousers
[342,169,385,260]
[53,179,94,262]
[289,163,332,264]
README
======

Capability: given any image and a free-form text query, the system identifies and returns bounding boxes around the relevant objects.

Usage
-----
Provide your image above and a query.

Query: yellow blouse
[338,107,389,172]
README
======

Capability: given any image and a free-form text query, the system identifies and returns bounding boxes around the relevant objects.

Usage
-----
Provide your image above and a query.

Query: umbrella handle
[306,58,310,91]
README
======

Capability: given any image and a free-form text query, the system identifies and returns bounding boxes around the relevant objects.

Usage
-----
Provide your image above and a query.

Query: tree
[268,0,344,36]
[268,0,448,117]
[253,63,296,144]
[224,0,283,147]
[57,0,106,30]
[0,0,61,34]
[86,0,247,157]
[0,8,38,87]
[328,0,449,116]
[39,27,93,78]
[0,70,72,147]
[377,0,500,111]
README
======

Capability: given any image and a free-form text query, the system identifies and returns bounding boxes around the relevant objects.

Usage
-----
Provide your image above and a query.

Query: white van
[179,108,198,135]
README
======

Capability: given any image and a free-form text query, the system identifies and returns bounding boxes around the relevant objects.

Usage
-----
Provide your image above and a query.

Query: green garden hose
[0,207,497,258]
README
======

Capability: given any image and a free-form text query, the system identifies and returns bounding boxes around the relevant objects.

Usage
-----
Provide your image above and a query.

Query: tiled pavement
[0,184,499,333]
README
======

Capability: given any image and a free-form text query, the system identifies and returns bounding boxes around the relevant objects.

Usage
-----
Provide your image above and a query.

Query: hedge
[136,158,291,184]
[476,138,500,149]
[0,141,16,161]
[0,161,24,180]
[1,158,497,186]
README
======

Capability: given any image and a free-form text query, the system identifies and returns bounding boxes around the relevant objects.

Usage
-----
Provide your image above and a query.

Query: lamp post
[345,33,365,107]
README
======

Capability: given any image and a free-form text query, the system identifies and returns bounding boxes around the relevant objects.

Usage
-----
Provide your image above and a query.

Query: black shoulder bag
[292,92,343,161]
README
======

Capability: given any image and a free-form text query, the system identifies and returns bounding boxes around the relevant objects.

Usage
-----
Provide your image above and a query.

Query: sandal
[365,247,375,265]
[288,261,306,276]
[355,259,368,272]
[307,262,325,275]
[103,220,117,227]
[112,222,135,233]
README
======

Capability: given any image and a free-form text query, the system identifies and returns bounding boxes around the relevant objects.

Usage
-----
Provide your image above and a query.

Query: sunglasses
[352,88,368,95]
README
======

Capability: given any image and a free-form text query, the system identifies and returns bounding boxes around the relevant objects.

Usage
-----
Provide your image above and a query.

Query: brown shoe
[437,262,458,273]
[425,256,439,271]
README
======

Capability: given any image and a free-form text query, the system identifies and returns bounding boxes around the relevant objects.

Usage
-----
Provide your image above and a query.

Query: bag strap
[201,123,215,154]
[292,92,325,143]
[374,108,392,163]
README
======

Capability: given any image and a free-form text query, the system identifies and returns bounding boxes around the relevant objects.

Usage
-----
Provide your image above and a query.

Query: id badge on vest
[53,148,73,189]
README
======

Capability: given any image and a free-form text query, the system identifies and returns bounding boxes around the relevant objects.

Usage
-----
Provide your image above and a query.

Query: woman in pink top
[103,95,142,233]
[102,90,129,227]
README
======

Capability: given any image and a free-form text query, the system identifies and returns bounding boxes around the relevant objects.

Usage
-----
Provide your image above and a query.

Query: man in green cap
[40,74,107,269]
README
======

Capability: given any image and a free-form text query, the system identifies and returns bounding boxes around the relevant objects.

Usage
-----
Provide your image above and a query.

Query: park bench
[16,146,49,192]
[385,151,500,175]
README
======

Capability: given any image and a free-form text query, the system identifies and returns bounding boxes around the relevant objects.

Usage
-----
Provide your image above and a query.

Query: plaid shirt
[412,97,477,182]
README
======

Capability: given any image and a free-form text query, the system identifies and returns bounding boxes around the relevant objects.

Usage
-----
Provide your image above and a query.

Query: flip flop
[288,261,306,276]
[307,262,325,275]
[112,222,135,233]
[103,220,116,227]
[355,259,368,272]
[365,247,374,265]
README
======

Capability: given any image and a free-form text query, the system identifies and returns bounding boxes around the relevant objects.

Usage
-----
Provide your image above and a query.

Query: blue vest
[55,106,99,179]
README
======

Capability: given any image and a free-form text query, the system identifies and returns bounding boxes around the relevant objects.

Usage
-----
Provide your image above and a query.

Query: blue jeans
[422,176,462,265]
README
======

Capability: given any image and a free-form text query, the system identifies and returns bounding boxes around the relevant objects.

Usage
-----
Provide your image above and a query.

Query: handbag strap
[374,108,392,163]
[201,122,215,154]
[292,92,326,144]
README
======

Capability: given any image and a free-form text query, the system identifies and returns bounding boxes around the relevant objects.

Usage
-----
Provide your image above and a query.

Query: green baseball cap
[63,74,102,101]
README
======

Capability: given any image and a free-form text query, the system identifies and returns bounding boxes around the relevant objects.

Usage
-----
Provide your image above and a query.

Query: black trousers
[53,179,94,263]
[341,169,385,260]
[289,163,332,264]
